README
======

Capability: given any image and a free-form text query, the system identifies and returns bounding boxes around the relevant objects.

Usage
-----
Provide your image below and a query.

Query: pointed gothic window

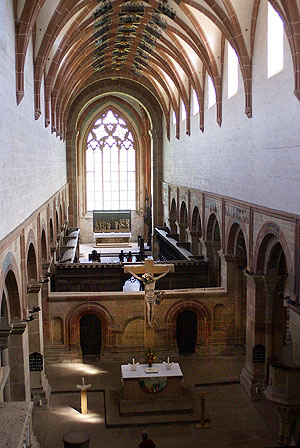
[86,110,136,211]
[228,42,239,98]
[208,76,216,108]
[268,3,283,78]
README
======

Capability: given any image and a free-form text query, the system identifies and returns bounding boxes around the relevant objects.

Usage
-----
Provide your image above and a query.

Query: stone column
[0,324,12,402]
[8,322,30,401]
[168,216,177,235]
[240,273,266,399]
[263,276,282,371]
[41,280,51,348]
[189,231,202,256]
[219,253,247,345]
[203,241,221,286]
[27,283,51,405]
[178,223,188,245]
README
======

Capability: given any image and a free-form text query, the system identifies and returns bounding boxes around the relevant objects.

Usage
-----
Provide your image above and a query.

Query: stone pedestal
[63,430,90,448]
[264,360,300,445]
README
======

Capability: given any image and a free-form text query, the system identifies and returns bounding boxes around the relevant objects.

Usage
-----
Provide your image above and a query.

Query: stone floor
[33,355,280,448]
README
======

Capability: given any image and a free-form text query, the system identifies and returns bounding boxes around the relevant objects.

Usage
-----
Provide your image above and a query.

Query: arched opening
[179,201,188,243]
[49,218,54,245]
[0,291,10,402]
[41,229,47,262]
[169,198,177,234]
[256,233,289,364]
[227,223,247,345]
[0,292,9,327]
[5,270,21,321]
[51,317,64,345]
[176,310,197,354]
[206,213,221,286]
[55,210,59,235]
[59,204,63,230]
[3,269,26,401]
[191,206,202,255]
[27,243,38,282]
[80,314,102,356]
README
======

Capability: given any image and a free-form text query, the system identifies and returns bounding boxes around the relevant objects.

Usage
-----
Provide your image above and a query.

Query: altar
[121,363,183,400]
[93,210,131,247]
[94,231,131,247]
[118,362,192,416]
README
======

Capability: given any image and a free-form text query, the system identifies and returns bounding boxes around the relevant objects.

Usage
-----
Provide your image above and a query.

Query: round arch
[0,252,22,320]
[190,205,202,255]
[66,302,114,354]
[41,227,48,263]
[206,213,221,243]
[55,210,59,236]
[49,217,54,246]
[179,201,188,243]
[191,206,201,233]
[226,221,248,266]
[253,222,292,276]
[165,300,212,352]
[3,270,21,322]
[253,222,291,364]
[206,213,221,286]
[26,242,38,283]
[169,198,177,233]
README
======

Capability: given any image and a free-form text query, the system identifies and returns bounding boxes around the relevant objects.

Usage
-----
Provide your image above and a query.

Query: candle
[82,377,85,386]
[167,357,170,363]
[133,358,135,365]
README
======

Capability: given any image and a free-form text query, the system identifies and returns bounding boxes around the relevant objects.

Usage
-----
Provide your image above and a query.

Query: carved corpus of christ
[125,262,173,327]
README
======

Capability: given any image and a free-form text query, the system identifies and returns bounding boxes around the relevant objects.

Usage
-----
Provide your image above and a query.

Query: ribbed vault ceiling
[15,0,300,139]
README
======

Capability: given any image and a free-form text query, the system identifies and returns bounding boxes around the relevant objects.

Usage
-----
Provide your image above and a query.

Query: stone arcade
[1,1,300,447]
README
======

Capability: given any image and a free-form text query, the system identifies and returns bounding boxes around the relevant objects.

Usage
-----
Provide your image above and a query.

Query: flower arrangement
[145,348,157,366]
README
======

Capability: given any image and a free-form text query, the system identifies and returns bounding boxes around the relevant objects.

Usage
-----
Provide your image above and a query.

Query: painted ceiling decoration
[14,0,300,140]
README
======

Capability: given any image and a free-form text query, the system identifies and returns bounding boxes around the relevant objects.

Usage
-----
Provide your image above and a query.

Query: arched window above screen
[86,110,136,211]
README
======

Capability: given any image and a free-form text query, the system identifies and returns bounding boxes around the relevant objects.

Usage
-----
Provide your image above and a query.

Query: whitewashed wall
[163,1,300,215]
[0,0,66,241]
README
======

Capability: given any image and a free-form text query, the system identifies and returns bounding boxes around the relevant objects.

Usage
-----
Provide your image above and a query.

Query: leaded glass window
[86,110,136,211]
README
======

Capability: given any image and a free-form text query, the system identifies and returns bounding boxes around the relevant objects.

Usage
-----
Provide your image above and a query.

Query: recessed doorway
[80,314,101,356]
[176,310,197,354]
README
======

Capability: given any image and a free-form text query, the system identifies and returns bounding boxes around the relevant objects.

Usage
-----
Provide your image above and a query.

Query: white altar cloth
[121,363,183,380]
[94,232,131,238]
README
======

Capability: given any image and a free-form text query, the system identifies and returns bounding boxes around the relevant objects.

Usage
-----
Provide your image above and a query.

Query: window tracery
[86,110,136,211]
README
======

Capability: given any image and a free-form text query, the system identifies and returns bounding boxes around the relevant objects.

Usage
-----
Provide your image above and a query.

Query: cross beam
[124,258,174,276]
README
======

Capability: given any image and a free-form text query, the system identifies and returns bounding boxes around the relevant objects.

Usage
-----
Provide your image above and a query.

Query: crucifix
[124,258,174,349]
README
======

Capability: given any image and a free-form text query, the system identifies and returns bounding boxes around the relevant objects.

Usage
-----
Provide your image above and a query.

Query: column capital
[189,231,202,239]
[0,324,12,347]
[10,322,27,335]
[204,240,221,249]
[264,274,287,294]
[27,282,42,294]
[243,272,265,283]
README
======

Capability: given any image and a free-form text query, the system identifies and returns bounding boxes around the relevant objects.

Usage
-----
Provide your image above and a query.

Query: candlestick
[76,378,91,415]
